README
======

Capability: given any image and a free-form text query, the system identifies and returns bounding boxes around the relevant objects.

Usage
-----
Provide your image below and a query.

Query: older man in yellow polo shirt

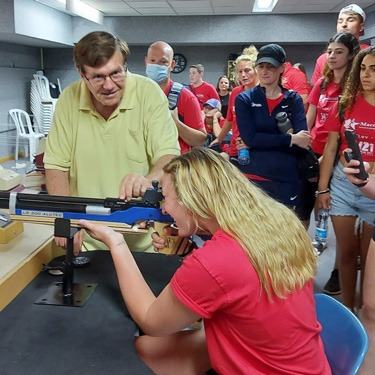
[44,31,180,252]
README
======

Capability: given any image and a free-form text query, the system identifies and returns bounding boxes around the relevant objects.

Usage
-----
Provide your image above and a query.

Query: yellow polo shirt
[44,72,180,251]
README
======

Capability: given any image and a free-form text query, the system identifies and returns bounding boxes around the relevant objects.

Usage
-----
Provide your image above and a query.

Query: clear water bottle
[238,149,250,165]
[276,112,293,134]
[314,209,329,255]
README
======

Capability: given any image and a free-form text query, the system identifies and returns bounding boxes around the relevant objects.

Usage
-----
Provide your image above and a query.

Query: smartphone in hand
[343,130,369,181]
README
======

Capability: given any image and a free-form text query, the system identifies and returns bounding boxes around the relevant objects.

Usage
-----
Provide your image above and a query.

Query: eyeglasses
[84,66,126,86]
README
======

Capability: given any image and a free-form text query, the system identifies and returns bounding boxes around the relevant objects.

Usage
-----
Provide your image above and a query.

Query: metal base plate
[34,282,97,307]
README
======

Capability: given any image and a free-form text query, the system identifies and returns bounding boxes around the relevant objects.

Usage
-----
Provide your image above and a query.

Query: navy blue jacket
[235,85,307,183]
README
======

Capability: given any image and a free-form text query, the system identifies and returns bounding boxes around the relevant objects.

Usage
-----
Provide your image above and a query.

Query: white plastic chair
[9,109,45,162]
[31,74,58,135]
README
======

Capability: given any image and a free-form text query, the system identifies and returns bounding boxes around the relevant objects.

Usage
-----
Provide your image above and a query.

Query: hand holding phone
[343,130,369,181]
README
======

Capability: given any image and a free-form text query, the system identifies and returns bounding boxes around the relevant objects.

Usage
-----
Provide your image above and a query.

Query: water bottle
[276,112,293,134]
[238,149,250,165]
[314,209,329,255]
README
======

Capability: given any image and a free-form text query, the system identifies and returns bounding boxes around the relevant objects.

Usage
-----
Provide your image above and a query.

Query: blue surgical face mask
[146,63,169,83]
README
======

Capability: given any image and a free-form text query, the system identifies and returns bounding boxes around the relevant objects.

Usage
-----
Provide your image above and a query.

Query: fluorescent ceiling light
[35,0,103,24]
[253,0,278,12]
[66,0,103,24]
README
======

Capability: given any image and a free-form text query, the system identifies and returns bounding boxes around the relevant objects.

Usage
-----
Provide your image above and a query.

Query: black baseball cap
[255,44,286,68]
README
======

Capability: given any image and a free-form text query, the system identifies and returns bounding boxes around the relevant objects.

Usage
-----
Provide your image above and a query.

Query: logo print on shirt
[251,102,262,107]
[343,119,358,131]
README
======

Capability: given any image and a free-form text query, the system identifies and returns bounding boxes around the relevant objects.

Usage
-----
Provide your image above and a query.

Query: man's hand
[119,174,153,200]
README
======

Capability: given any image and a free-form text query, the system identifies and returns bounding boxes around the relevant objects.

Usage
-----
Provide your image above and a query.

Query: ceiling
[39,0,375,17]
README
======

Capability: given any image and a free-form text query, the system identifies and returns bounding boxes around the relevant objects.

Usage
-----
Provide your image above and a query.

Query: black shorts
[295,179,318,221]
[252,179,300,208]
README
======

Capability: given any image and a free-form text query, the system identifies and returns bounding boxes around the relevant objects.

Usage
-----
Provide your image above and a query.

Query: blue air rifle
[0,183,169,232]
[0,183,195,256]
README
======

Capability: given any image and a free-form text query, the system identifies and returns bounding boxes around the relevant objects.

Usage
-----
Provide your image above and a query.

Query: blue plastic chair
[314,293,369,375]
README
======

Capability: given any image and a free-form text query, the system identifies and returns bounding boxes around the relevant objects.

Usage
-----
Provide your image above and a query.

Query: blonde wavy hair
[233,45,258,85]
[164,148,317,300]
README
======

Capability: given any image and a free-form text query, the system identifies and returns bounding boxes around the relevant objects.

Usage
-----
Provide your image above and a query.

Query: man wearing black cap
[235,44,311,209]
[311,3,368,85]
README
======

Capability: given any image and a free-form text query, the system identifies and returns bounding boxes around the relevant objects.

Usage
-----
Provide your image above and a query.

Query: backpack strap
[167,82,184,110]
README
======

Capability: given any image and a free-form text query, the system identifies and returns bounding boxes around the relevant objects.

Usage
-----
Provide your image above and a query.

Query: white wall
[14,0,73,47]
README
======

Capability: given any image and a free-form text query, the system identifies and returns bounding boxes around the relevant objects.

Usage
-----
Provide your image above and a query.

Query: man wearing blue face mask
[145,41,206,153]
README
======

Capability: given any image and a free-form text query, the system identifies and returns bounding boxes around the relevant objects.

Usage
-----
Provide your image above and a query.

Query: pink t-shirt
[308,78,341,155]
[326,95,375,162]
[171,230,331,375]
[226,85,244,156]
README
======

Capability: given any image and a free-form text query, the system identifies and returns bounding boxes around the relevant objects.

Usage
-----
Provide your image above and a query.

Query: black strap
[167,82,184,110]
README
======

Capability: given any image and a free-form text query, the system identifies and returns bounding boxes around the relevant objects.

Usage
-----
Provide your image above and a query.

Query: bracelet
[315,189,330,197]
[353,179,369,188]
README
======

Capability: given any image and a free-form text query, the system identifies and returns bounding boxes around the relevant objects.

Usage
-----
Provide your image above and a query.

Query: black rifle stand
[35,218,97,307]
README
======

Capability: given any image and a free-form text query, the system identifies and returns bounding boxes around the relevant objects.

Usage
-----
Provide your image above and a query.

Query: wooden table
[0,222,62,311]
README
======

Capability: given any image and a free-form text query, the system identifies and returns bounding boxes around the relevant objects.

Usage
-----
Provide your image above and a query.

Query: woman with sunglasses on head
[80,148,330,375]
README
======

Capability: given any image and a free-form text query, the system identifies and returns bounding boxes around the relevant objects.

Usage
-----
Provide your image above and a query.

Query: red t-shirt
[171,230,331,375]
[226,84,259,156]
[311,43,370,85]
[326,95,375,162]
[189,81,220,108]
[282,62,311,96]
[308,78,341,155]
[164,80,205,153]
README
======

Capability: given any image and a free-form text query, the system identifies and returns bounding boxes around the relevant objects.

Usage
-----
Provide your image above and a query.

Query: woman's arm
[79,220,200,336]
[306,104,317,132]
[316,131,340,210]
[210,119,232,146]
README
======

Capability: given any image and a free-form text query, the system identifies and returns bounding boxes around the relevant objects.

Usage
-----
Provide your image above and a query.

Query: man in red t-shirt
[311,4,368,85]
[189,64,220,108]
[282,61,311,110]
[145,42,206,153]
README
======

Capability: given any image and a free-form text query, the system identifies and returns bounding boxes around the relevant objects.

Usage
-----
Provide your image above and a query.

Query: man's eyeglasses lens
[85,68,126,86]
